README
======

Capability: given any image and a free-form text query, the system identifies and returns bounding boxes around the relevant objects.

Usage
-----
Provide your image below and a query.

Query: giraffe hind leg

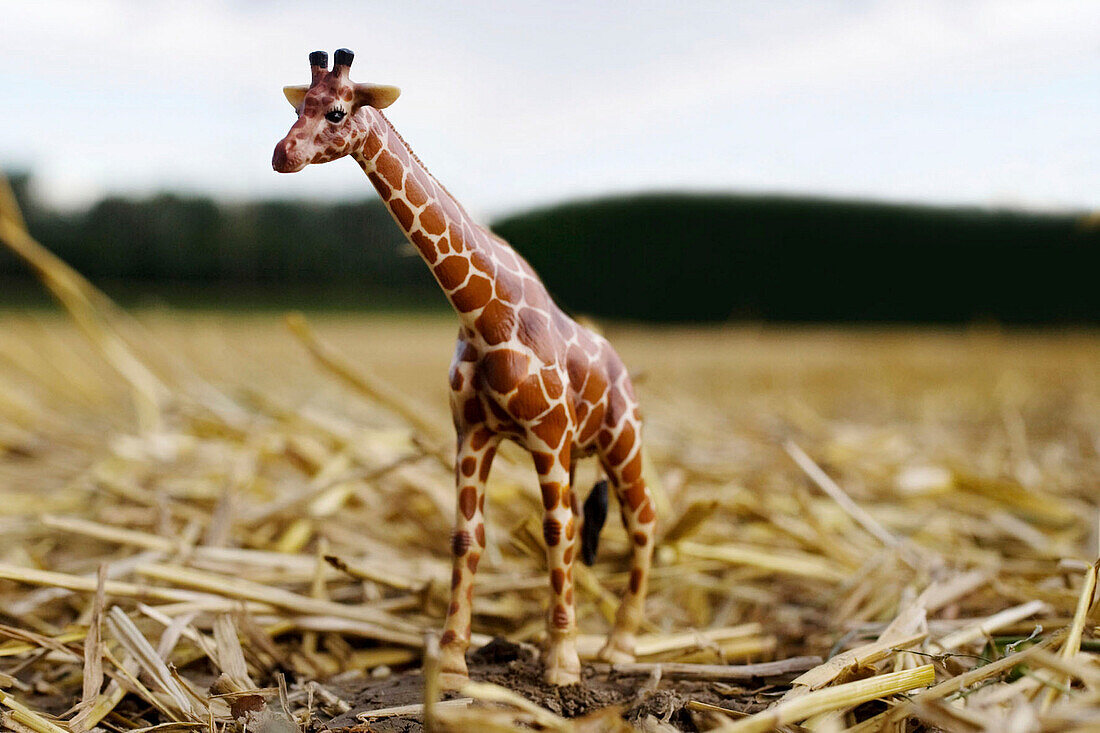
[597,431,656,664]
[535,442,582,685]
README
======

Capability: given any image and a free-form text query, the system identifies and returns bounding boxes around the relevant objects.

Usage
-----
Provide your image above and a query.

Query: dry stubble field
[1,309,1099,731]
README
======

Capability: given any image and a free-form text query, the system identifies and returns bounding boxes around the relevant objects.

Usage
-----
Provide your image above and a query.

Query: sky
[1,1,1097,220]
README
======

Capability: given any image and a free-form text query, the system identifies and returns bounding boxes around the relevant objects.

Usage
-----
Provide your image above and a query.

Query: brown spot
[479,446,496,481]
[621,452,643,484]
[552,604,570,629]
[451,567,461,589]
[341,88,353,101]
[460,340,479,362]
[624,482,647,511]
[541,370,564,401]
[607,387,628,425]
[419,204,447,236]
[466,586,473,603]
[496,271,523,304]
[435,255,470,290]
[608,422,636,465]
[629,568,643,594]
[551,568,565,594]
[517,308,554,362]
[470,427,492,449]
[540,482,561,510]
[564,587,573,604]
[559,448,571,473]
[459,486,477,520]
[368,172,392,200]
[564,518,575,541]
[508,375,550,421]
[436,236,451,254]
[579,403,605,442]
[475,299,516,345]
[467,553,480,572]
[532,404,568,447]
[390,197,415,230]
[633,531,648,546]
[475,523,486,546]
[452,275,493,312]
[566,346,588,392]
[533,451,555,474]
[638,499,656,524]
[543,516,562,546]
[481,349,529,393]
[410,230,437,262]
[363,130,383,158]
[451,529,471,556]
[405,175,428,207]
[448,222,465,251]
[582,370,608,405]
[463,396,486,425]
[563,546,573,564]
[487,399,512,424]
[461,457,476,477]
[448,601,459,615]
[597,429,615,450]
[440,630,457,646]
[375,149,403,190]
[441,193,464,224]
[469,250,496,278]
[449,368,464,391]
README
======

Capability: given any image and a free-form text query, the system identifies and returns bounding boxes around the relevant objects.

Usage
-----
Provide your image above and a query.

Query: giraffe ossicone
[273,48,657,687]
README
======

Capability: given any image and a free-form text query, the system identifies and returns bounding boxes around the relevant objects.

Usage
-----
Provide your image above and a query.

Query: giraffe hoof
[597,645,635,665]
[542,641,581,686]
[597,633,636,664]
[543,666,581,686]
[438,671,470,691]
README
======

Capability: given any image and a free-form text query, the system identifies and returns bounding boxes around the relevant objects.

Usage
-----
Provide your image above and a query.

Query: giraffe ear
[353,83,401,110]
[283,85,309,109]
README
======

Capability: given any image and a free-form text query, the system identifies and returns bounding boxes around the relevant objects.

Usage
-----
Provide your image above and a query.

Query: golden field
[1,306,1098,731]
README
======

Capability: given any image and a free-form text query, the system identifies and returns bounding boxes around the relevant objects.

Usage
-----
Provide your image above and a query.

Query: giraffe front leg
[439,428,498,688]
[536,445,582,685]
[598,452,657,664]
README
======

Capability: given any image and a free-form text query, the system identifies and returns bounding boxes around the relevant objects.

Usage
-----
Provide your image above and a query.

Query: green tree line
[4,173,1097,322]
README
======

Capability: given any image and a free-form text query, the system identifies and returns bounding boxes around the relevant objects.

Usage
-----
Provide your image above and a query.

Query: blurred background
[3,0,1097,323]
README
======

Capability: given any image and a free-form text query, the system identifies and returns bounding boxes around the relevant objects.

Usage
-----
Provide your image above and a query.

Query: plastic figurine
[273,49,656,686]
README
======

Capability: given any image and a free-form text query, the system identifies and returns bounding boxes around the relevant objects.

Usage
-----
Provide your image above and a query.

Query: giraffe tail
[580,479,609,566]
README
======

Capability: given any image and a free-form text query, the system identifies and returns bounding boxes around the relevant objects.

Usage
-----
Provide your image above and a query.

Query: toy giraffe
[273,49,656,686]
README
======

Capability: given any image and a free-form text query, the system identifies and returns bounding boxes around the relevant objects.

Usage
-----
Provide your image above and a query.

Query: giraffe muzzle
[272,140,306,173]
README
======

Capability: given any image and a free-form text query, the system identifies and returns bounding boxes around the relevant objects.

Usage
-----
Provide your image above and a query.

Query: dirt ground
[324,639,773,731]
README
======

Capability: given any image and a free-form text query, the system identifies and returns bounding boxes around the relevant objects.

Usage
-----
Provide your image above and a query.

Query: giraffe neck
[353,110,511,329]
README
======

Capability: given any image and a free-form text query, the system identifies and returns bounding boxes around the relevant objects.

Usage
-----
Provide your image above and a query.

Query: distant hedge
[495,194,1100,323]
[4,173,1097,323]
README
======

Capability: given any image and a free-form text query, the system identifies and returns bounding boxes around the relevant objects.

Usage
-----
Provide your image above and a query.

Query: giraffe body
[273,49,656,685]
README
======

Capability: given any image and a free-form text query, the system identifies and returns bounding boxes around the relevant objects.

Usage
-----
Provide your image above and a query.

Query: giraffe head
[272,49,400,173]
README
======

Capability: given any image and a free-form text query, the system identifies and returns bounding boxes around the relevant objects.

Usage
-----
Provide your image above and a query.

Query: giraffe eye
[325,108,347,123]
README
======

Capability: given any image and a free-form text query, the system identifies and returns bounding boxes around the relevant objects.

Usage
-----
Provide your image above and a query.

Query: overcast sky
[2,1,1097,219]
